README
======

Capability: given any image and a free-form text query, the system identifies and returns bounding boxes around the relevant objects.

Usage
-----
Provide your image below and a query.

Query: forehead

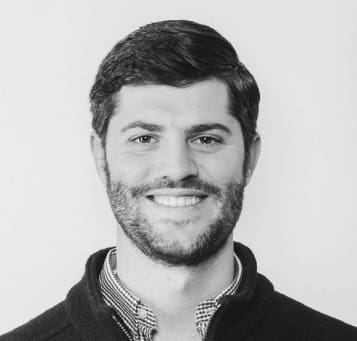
[110,78,237,128]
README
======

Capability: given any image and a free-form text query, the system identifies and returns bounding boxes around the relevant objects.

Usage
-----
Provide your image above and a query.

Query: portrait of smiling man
[1,19,356,341]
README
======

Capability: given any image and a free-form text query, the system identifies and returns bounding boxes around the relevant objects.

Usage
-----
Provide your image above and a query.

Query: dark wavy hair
[90,20,260,169]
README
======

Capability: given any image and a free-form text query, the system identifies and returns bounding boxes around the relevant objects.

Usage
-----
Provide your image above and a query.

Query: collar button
[138,308,147,319]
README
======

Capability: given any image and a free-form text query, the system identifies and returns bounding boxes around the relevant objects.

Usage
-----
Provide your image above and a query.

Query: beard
[106,174,245,266]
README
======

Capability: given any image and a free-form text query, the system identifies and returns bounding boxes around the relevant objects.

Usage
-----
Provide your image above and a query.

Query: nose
[157,141,199,181]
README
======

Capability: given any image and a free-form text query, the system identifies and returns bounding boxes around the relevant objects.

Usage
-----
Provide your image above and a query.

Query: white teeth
[152,196,202,207]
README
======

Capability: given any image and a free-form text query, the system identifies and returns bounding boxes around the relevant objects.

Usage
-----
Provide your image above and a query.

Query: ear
[244,134,261,185]
[90,131,108,187]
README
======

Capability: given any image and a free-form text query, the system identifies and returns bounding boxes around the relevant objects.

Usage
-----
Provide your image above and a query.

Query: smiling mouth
[147,195,207,207]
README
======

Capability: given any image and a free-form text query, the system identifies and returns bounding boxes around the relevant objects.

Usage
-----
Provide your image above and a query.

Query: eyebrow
[120,120,232,135]
[120,121,164,133]
[185,123,232,136]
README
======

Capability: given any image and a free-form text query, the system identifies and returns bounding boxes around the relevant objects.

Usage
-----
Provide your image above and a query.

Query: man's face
[100,78,255,266]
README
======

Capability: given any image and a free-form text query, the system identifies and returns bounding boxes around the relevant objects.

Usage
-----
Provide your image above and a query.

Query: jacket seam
[33,321,73,341]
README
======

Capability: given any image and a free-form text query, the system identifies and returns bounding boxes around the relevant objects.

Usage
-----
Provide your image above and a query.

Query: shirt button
[138,308,147,319]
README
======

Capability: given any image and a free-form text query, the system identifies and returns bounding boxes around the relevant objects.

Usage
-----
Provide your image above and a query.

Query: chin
[148,234,230,267]
[138,221,232,267]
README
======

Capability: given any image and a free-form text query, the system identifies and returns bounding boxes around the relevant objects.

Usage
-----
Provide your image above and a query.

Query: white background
[0,0,356,333]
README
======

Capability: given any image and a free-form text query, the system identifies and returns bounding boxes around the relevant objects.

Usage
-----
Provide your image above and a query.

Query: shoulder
[270,290,357,340]
[0,301,76,341]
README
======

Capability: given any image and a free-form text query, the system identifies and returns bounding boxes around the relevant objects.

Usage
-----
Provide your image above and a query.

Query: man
[1,19,356,341]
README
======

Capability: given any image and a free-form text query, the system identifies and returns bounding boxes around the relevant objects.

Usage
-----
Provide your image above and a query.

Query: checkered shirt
[99,248,242,341]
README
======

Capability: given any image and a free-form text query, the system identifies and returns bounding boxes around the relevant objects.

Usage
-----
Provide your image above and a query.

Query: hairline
[99,76,243,143]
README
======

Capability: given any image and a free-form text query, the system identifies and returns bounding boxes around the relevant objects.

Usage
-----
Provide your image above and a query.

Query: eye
[192,136,222,145]
[132,135,157,144]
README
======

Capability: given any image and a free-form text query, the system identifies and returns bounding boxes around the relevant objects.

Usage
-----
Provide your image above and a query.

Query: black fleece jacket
[1,243,356,341]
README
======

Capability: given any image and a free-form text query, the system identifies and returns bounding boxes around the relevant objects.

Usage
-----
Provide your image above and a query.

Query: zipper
[112,314,132,341]
[203,301,227,341]
[203,310,217,341]
[204,322,213,341]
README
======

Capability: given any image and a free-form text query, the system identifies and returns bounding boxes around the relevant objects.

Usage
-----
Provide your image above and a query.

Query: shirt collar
[99,249,157,340]
[99,247,243,340]
[195,254,242,338]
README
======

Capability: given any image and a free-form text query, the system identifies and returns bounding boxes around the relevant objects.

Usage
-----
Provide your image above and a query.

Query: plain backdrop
[0,0,356,333]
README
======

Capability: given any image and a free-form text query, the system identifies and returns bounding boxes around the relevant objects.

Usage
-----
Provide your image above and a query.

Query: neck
[115,226,235,329]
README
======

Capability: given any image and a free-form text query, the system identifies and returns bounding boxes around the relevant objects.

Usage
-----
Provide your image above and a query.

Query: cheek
[106,150,154,184]
[196,147,245,184]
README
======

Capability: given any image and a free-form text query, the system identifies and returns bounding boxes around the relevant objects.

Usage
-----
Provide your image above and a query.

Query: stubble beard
[106,175,245,266]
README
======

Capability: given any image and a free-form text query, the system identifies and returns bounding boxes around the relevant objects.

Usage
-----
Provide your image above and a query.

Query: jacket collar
[65,242,274,341]
[210,243,275,340]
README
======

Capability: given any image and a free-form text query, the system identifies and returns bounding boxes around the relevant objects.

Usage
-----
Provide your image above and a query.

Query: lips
[151,195,203,207]
[146,189,208,208]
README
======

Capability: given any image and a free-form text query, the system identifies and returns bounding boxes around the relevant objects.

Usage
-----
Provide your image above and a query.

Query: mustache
[128,177,221,198]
